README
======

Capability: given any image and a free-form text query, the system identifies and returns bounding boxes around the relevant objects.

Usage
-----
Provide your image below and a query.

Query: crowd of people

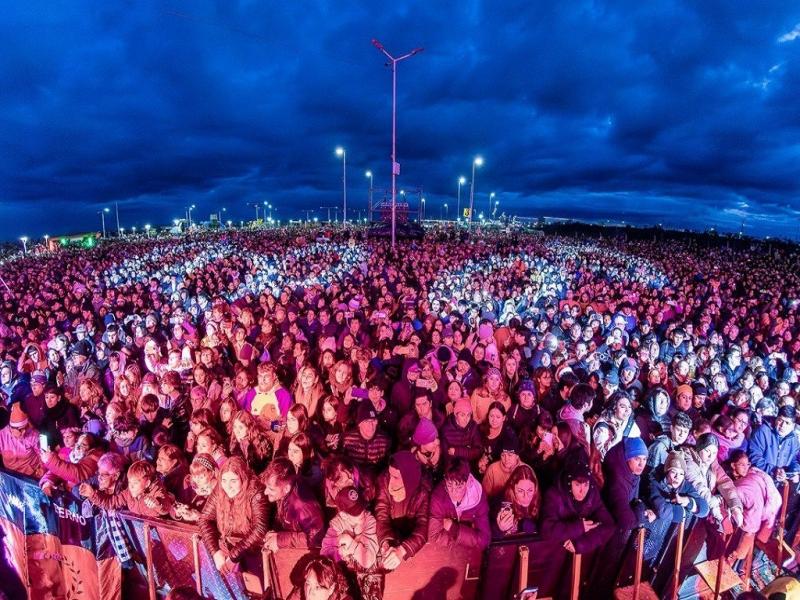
[1,225,799,600]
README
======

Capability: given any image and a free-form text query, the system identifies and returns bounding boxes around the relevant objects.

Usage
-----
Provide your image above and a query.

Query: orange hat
[9,404,29,428]
[676,384,693,398]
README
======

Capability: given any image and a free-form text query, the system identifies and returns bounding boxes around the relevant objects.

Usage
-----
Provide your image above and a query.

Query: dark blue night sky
[2,1,800,241]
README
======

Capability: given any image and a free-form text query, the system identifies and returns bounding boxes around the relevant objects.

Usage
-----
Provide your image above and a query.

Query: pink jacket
[733,467,781,534]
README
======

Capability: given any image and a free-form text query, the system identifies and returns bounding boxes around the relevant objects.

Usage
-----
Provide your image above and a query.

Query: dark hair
[263,457,296,488]
[444,458,470,483]
[569,383,595,411]
[778,405,797,421]
[671,411,693,430]
[729,449,749,464]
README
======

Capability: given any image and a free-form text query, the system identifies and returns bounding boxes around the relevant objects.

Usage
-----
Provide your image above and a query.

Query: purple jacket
[428,474,490,551]
[541,475,614,554]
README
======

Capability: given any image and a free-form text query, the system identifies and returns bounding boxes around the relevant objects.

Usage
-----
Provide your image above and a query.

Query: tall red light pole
[372,39,423,250]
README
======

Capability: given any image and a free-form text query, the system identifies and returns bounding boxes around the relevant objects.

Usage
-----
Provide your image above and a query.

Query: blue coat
[748,423,800,477]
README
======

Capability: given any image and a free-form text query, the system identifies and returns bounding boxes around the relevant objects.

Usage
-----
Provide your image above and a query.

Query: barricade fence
[0,469,790,600]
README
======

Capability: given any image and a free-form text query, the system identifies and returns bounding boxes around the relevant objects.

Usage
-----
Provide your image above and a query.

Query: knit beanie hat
[390,451,422,496]
[664,451,687,474]
[565,459,592,485]
[457,348,474,366]
[9,404,28,428]
[412,418,438,446]
[624,437,648,460]
[335,486,366,516]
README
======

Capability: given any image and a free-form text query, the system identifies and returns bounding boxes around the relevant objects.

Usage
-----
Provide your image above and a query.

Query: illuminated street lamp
[43,234,50,249]
[20,236,28,254]
[365,170,373,221]
[145,224,151,238]
[488,192,495,219]
[457,177,466,223]
[335,147,347,224]
[99,207,110,238]
[421,197,426,222]
[443,203,448,220]
[468,156,484,229]
[372,39,424,249]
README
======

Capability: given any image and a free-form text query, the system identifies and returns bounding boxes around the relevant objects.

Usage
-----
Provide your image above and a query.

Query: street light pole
[335,148,347,225]
[20,237,28,254]
[99,208,109,238]
[489,192,495,220]
[457,177,465,223]
[468,156,483,229]
[365,170,373,222]
[115,202,121,236]
[372,39,424,250]
[420,197,425,222]
[444,203,448,221]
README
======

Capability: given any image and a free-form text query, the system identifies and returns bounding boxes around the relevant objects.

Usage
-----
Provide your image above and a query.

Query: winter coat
[540,475,614,554]
[601,443,647,531]
[343,429,391,473]
[41,446,103,488]
[440,414,483,464]
[733,467,782,535]
[647,434,677,470]
[681,448,742,521]
[199,485,269,563]
[88,478,175,518]
[375,461,430,558]
[273,481,325,549]
[748,422,800,477]
[470,386,511,424]
[40,397,80,446]
[0,425,42,478]
[428,474,490,551]
[645,467,709,524]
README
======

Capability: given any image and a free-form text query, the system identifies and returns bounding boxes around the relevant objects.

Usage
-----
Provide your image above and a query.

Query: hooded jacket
[199,483,269,562]
[428,473,490,550]
[681,447,742,522]
[601,443,647,531]
[375,451,430,558]
[748,421,800,477]
[733,466,782,535]
[540,472,614,554]
[440,414,483,464]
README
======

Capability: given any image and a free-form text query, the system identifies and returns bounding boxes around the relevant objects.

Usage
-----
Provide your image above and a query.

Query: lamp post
[145,224,151,238]
[365,170,373,222]
[468,156,483,229]
[421,197,426,222]
[335,147,347,225]
[20,236,28,254]
[253,203,260,222]
[99,207,110,238]
[43,234,49,250]
[372,39,424,250]
[443,203,448,221]
[488,192,495,219]
[457,177,466,223]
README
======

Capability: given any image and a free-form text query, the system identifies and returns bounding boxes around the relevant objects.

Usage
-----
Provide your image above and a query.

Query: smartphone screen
[39,433,50,452]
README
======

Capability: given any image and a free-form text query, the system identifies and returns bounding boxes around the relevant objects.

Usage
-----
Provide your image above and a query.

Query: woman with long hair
[274,404,310,458]
[310,395,345,457]
[287,432,323,490]
[199,456,268,578]
[293,363,326,418]
[228,410,272,474]
[491,464,541,539]
[286,556,353,600]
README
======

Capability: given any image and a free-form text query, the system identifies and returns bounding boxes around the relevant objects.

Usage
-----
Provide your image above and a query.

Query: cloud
[779,24,800,42]
[1,1,800,241]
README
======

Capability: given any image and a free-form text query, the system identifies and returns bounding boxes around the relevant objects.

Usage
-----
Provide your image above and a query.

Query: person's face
[731,455,751,480]
[128,475,147,499]
[488,408,505,430]
[621,369,635,385]
[44,391,60,408]
[513,478,536,507]
[445,478,468,504]
[655,393,670,416]
[305,571,333,600]
[670,423,690,445]
[192,471,214,496]
[322,402,337,423]
[455,408,472,428]
[676,390,693,411]
[98,466,120,491]
[264,474,291,503]
[358,418,377,440]
[258,369,276,388]
[232,419,248,442]
[614,399,632,421]
[699,445,718,465]
[156,451,177,475]
[733,414,749,434]
[221,471,243,499]
[776,416,795,438]
[501,450,519,472]
[666,467,685,488]
[300,368,316,388]
[570,479,590,502]
[334,365,349,384]
[387,465,406,501]
[538,371,552,386]
[627,455,647,476]
[286,412,299,435]
[486,374,501,392]
[287,441,304,469]
[196,435,214,455]
[414,396,431,416]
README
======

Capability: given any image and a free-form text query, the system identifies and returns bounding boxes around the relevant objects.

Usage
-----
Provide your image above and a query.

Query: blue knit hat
[623,437,648,460]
